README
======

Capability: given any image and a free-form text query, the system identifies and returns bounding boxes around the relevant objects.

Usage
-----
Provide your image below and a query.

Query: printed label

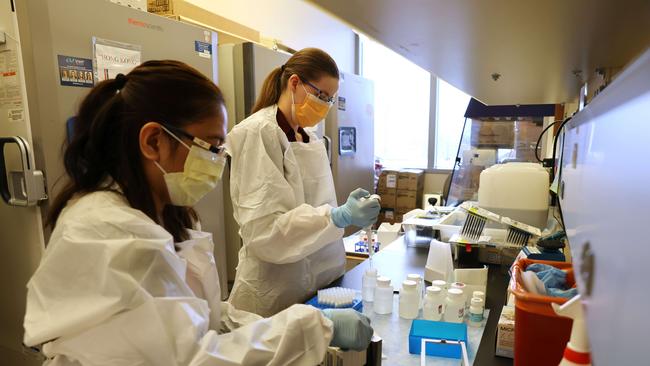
[387,174,397,188]
[7,108,23,122]
[470,312,484,322]
[438,304,443,314]
[58,55,94,88]
[195,41,212,59]
[338,96,346,111]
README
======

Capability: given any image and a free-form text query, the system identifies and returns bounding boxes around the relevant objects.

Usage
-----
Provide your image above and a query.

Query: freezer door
[0,2,45,365]
[325,72,375,208]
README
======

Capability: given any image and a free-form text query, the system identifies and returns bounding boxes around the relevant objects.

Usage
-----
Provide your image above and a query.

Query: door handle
[0,136,47,206]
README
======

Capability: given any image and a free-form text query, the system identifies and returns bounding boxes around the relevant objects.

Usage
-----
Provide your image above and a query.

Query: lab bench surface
[329,236,514,366]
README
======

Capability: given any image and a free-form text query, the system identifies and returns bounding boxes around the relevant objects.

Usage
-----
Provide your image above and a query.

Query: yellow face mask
[291,83,331,128]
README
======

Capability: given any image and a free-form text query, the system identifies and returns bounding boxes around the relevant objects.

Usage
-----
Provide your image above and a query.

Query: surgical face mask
[154,126,226,207]
[291,83,331,128]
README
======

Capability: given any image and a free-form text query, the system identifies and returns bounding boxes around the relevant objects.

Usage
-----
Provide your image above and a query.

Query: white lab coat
[226,105,346,317]
[23,190,333,365]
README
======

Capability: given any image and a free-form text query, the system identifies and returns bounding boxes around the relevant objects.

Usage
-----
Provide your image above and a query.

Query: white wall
[187,0,356,73]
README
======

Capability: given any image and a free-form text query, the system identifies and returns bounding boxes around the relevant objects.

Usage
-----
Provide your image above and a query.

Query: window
[435,78,471,169]
[360,35,431,169]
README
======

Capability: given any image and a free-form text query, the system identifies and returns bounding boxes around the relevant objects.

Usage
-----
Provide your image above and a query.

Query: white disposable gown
[226,105,346,317]
[23,190,333,365]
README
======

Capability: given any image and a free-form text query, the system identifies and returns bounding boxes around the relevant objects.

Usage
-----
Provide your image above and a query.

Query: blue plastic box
[304,295,363,312]
[408,320,468,359]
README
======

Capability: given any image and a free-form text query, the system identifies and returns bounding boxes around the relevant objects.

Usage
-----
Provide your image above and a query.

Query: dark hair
[47,60,225,242]
[252,48,339,113]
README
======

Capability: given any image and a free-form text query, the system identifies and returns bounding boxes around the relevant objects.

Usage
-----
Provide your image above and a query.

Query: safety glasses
[299,76,336,105]
[160,124,224,155]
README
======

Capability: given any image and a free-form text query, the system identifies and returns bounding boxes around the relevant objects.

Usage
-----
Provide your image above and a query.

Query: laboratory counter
[329,236,514,366]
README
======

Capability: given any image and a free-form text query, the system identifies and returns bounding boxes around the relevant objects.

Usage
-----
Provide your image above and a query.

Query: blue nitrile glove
[330,188,381,228]
[527,263,572,295]
[322,308,373,351]
[547,287,579,299]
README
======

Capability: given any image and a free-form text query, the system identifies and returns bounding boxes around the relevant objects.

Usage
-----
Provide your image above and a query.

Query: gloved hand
[322,308,373,351]
[330,188,381,228]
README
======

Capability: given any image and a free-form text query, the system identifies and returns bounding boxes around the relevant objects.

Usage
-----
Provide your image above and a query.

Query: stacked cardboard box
[376,169,424,224]
[377,169,399,224]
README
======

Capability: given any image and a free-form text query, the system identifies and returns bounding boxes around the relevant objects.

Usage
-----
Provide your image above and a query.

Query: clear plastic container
[444,288,465,323]
[399,280,419,319]
[423,286,444,321]
[407,273,423,309]
[468,297,485,327]
[362,268,378,302]
[374,276,394,315]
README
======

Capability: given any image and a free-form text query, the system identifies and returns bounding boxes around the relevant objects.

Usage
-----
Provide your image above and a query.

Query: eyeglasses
[161,124,224,155]
[298,76,336,105]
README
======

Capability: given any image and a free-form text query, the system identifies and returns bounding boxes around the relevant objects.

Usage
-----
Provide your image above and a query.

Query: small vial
[374,277,394,314]
[469,297,485,327]
[444,288,465,323]
[423,286,444,321]
[399,280,419,319]
[407,274,423,309]
[362,268,378,302]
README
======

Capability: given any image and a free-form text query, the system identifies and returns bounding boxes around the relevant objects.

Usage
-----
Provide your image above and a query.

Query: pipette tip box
[305,296,363,312]
[408,319,468,359]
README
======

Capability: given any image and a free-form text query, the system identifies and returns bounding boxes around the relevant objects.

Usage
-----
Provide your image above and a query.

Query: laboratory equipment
[316,287,356,308]
[479,162,549,228]
[408,320,468,359]
[444,288,465,323]
[444,100,555,208]
[432,280,448,292]
[398,280,419,319]
[361,194,381,266]
[454,267,488,305]
[424,239,454,283]
[552,295,592,366]
[362,268,377,302]
[0,1,224,362]
[423,286,444,321]
[374,277,394,315]
[468,297,485,327]
[406,273,423,309]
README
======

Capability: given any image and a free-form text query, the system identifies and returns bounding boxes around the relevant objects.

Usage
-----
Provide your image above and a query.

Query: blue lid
[410,319,467,342]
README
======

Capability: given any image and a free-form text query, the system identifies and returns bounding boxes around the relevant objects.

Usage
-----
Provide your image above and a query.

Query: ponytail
[251,48,339,114]
[251,66,284,113]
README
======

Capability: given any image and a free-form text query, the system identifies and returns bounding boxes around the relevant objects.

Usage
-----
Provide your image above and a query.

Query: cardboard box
[471,120,515,148]
[378,169,399,190]
[395,208,411,224]
[377,209,396,225]
[147,0,175,14]
[397,169,424,191]
[495,305,515,358]
[377,189,397,209]
[396,190,420,211]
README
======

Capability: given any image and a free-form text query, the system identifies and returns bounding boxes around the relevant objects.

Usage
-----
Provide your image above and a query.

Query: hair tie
[115,73,128,90]
[280,64,286,72]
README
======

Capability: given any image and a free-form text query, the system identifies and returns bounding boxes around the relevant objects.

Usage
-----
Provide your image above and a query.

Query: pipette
[360,194,381,267]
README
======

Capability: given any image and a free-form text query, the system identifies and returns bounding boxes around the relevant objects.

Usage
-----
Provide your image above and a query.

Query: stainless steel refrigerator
[0,1,225,364]
[325,72,375,230]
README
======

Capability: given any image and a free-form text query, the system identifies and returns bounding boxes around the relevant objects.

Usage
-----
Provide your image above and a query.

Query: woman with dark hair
[23,60,371,365]
[227,48,381,316]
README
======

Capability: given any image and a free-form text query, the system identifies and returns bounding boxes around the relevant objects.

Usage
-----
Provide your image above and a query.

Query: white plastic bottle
[472,290,485,303]
[432,280,447,296]
[407,274,423,309]
[362,268,378,302]
[423,286,444,321]
[374,276,394,314]
[444,288,465,323]
[451,282,468,309]
[468,297,485,327]
[399,280,419,319]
